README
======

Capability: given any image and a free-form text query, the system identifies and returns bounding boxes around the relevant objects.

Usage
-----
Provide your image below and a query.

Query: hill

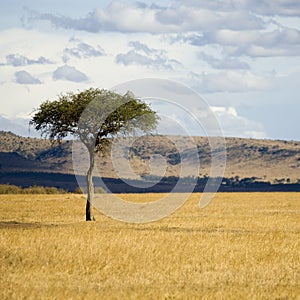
[0,130,300,190]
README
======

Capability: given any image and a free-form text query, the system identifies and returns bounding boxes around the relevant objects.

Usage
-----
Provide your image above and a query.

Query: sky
[0,0,299,140]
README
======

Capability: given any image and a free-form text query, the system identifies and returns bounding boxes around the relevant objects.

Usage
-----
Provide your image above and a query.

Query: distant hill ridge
[1,130,300,184]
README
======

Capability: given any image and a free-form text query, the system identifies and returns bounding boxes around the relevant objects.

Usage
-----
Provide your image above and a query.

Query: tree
[30,88,158,221]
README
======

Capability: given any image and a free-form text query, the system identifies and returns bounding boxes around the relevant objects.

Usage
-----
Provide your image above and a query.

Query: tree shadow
[0,221,79,229]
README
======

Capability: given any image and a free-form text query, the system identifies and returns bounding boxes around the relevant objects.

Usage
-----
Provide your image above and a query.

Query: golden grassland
[0,193,299,299]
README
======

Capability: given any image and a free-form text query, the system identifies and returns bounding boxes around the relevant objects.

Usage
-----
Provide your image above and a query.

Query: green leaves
[31,88,159,152]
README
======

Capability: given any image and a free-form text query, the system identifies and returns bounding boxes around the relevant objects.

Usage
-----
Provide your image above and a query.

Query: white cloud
[0,28,72,75]
[116,50,154,66]
[1,53,53,66]
[222,28,300,57]
[245,0,300,17]
[116,40,180,70]
[156,6,264,31]
[189,70,273,93]
[128,41,153,54]
[23,1,265,34]
[183,28,300,58]
[161,104,267,138]
[198,52,250,70]
[0,115,31,136]
[211,106,267,138]
[23,3,161,33]
[15,70,41,84]
[63,40,105,62]
[183,0,300,17]
[52,65,88,82]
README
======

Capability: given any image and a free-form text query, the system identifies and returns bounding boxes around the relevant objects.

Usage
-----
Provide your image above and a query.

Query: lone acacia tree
[30,88,158,221]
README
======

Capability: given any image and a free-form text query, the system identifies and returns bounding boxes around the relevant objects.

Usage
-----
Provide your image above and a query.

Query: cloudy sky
[0,0,299,140]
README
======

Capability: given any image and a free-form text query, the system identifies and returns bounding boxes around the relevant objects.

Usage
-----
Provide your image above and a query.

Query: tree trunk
[86,149,95,221]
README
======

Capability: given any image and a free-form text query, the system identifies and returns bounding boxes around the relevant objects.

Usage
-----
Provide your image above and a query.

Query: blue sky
[0,0,299,140]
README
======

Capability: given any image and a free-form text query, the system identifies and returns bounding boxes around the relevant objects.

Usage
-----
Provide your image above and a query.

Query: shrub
[0,184,66,194]
[0,184,22,194]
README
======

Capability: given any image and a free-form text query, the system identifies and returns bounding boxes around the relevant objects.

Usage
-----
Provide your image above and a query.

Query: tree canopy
[31,88,158,152]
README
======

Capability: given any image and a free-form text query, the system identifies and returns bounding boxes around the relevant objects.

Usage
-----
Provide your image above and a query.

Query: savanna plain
[0,193,299,299]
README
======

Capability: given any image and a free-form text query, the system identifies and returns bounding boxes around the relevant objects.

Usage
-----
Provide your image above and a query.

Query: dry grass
[0,193,299,299]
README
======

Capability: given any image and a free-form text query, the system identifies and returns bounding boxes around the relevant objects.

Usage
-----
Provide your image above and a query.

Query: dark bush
[0,184,66,194]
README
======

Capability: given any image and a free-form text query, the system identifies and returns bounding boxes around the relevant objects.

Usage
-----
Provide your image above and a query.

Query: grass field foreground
[0,193,299,299]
